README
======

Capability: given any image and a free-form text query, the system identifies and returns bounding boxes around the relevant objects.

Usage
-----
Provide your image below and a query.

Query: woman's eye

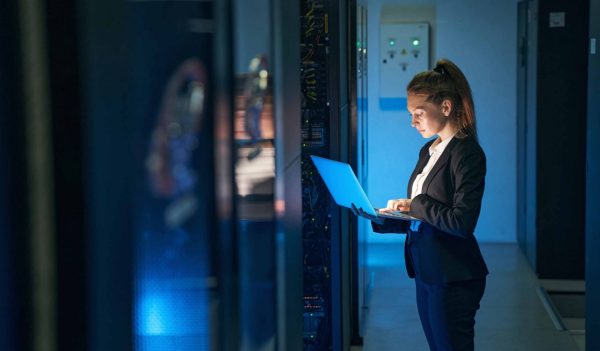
[409,112,423,120]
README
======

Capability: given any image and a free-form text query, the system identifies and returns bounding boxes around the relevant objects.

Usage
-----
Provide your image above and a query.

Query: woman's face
[406,92,451,139]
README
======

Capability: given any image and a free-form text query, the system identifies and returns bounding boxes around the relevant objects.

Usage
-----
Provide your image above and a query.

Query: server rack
[300,0,354,349]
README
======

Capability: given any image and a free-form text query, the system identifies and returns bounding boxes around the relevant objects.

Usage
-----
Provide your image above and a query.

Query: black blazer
[372,135,489,283]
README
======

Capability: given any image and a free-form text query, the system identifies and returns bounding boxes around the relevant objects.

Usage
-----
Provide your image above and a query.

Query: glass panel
[356,4,370,337]
[232,0,277,350]
[129,2,215,350]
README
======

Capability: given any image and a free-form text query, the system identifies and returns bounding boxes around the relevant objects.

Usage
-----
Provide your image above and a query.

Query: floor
[351,243,584,351]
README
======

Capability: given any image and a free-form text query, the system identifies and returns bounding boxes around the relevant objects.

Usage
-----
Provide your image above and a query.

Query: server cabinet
[517,0,588,279]
[517,0,537,273]
[300,0,337,347]
[0,1,28,349]
[586,1,600,349]
[126,3,216,350]
[220,0,305,350]
[12,0,303,350]
[300,0,354,350]
[232,0,277,350]
[77,1,218,349]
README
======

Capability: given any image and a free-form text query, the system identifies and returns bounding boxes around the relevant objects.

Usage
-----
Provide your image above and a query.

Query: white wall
[366,0,518,243]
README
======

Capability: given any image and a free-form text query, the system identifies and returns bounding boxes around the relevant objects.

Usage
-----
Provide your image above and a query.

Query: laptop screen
[310,155,377,216]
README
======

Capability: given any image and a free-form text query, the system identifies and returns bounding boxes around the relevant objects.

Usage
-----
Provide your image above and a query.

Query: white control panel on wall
[380,23,429,99]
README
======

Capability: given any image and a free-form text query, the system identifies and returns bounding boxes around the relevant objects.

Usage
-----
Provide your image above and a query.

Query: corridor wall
[366,0,518,244]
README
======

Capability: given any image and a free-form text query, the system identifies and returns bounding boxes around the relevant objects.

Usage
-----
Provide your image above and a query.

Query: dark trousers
[415,278,486,351]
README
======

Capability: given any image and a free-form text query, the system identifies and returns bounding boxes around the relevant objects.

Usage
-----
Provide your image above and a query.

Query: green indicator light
[412,39,420,46]
[389,39,396,46]
[357,41,361,47]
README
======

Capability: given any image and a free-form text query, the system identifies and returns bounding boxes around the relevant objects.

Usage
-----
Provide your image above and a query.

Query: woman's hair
[407,58,477,141]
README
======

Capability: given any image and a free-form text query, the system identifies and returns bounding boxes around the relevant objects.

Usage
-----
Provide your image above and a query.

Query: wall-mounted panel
[379,22,429,110]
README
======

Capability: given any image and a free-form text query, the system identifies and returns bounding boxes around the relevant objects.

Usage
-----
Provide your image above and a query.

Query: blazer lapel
[407,150,431,198]
[421,137,459,194]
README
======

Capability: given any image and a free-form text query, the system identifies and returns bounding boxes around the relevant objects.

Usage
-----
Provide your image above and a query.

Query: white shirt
[411,134,455,199]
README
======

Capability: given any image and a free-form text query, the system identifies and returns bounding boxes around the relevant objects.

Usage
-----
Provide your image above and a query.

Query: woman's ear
[441,99,452,117]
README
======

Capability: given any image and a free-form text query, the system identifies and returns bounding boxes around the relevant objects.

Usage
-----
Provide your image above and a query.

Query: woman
[353,58,488,351]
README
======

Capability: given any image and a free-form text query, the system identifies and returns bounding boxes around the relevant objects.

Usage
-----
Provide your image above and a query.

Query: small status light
[357,41,361,47]
[412,39,420,46]
[389,39,396,46]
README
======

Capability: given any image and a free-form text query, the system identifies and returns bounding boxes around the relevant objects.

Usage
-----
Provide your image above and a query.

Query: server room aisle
[351,243,583,351]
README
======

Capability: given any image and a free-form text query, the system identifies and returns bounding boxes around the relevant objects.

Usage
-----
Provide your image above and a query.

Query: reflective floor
[353,243,584,351]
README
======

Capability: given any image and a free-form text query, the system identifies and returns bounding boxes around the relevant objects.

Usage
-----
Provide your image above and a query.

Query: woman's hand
[350,203,384,225]
[382,198,412,212]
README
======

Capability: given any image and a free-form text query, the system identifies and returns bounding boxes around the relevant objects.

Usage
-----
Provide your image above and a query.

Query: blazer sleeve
[409,144,486,238]
[371,218,408,234]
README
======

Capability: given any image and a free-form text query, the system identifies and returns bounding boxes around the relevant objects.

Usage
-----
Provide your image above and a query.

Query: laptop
[310,155,418,221]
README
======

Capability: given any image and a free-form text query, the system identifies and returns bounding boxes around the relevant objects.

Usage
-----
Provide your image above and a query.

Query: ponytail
[407,58,478,141]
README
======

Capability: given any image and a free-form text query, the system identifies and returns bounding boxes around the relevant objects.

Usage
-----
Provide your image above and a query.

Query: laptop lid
[310,155,377,216]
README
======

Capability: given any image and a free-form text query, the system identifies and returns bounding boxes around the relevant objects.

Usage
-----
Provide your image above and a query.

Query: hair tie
[433,65,447,76]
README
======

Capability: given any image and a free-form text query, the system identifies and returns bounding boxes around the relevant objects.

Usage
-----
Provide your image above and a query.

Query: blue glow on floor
[366,239,406,267]
[135,279,210,350]
[139,295,167,335]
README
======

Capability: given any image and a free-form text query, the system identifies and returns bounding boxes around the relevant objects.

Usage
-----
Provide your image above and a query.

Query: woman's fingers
[386,199,396,209]
[385,199,412,211]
